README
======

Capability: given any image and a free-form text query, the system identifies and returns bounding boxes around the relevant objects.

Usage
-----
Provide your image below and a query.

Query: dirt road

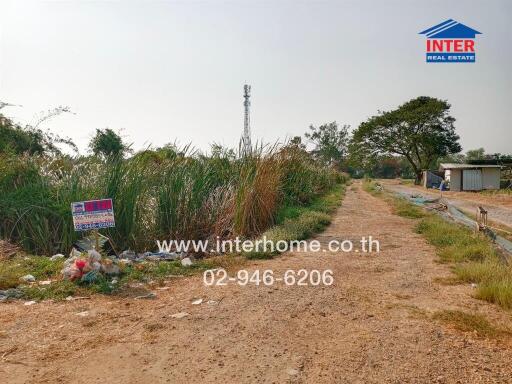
[381,179,512,230]
[2,182,512,383]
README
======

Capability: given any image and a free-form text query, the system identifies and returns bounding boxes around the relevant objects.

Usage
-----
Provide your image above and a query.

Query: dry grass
[433,310,512,339]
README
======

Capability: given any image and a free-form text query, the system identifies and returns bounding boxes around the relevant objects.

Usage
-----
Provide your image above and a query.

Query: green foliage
[305,121,349,167]
[89,128,131,158]
[350,96,462,182]
[433,310,510,338]
[0,107,76,156]
[0,143,341,255]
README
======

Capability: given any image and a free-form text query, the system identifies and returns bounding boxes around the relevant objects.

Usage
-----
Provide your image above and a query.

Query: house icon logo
[419,19,482,63]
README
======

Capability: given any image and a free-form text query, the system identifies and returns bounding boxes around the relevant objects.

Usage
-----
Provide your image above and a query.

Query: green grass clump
[246,183,344,257]
[476,278,512,309]
[392,198,426,219]
[21,280,79,300]
[0,256,65,289]
[369,188,512,310]
[433,310,510,339]
[415,216,497,263]
[362,179,382,195]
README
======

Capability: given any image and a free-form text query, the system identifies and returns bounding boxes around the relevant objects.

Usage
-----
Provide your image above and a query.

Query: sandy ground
[381,179,512,230]
[2,181,512,383]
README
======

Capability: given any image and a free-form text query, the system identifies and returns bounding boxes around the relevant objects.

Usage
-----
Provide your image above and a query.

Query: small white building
[439,163,501,192]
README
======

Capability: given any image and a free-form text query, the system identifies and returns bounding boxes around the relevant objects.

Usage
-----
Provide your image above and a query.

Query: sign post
[71,199,115,250]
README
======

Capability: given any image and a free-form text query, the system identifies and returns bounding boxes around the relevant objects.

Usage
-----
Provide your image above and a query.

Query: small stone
[170,312,189,319]
[181,257,193,267]
[24,301,37,306]
[21,274,36,283]
[287,368,299,376]
[191,298,203,305]
[76,311,89,317]
[50,254,65,261]
[135,293,157,300]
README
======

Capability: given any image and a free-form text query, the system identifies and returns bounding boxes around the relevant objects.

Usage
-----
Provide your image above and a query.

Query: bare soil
[2,181,512,383]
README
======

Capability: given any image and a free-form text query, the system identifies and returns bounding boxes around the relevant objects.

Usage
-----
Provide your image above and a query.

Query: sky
[0,0,511,155]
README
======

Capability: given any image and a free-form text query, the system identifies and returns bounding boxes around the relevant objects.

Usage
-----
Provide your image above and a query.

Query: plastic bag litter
[61,249,119,281]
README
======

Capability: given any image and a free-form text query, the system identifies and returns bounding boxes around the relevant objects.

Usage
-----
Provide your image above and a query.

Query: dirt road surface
[381,179,512,230]
[2,182,512,383]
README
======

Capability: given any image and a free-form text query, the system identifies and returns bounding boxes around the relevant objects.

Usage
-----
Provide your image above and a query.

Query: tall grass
[0,142,342,255]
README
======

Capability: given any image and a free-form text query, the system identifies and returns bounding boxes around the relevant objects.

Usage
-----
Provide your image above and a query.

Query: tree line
[1,96,510,183]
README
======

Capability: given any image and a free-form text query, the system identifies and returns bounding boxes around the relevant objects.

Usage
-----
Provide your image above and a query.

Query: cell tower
[243,84,251,153]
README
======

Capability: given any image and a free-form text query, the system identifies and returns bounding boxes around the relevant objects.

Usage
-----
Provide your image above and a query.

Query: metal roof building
[439,163,501,191]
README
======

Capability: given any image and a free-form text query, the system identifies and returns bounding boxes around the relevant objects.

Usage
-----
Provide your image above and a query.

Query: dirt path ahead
[381,179,512,229]
[2,182,512,383]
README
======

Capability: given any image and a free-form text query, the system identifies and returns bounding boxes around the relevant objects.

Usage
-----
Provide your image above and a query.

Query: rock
[24,301,37,306]
[76,311,89,317]
[471,283,477,289]
[118,259,133,265]
[0,288,23,302]
[39,280,52,285]
[21,274,36,283]
[287,368,299,376]
[207,300,218,305]
[50,253,65,261]
[170,312,189,319]
[135,293,157,300]
[181,257,193,267]
[191,298,203,305]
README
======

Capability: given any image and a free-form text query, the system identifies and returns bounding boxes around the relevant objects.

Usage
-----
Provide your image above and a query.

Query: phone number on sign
[203,269,334,286]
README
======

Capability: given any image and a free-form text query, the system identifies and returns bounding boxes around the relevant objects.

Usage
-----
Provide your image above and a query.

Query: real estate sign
[71,199,115,231]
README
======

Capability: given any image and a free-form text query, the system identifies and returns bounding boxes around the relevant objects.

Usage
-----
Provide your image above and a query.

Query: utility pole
[243,84,251,154]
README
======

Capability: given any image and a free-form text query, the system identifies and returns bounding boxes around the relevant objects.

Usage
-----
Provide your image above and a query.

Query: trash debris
[207,300,218,305]
[101,259,120,275]
[39,280,52,285]
[191,298,203,305]
[170,312,189,319]
[61,249,120,281]
[70,248,82,258]
[135,292,157,300]
[0,288,23,302]
[156,286,170,290]
[181,257,193,267]
[50,253,65,261]
[76,311,89,317]
[65,296,91,301]
[120,249,137,260]
[21,274,36,283]
[24,301,37,306]
[75,232,109,252]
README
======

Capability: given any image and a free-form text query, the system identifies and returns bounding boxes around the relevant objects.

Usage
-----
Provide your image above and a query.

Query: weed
[433,310,511,339]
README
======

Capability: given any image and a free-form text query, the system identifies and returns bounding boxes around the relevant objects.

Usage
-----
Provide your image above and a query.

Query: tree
[89,128,131,158]
[465,148,485,161]
[305,122,349,166]
[0,104,76,156]
[350,96,461,183]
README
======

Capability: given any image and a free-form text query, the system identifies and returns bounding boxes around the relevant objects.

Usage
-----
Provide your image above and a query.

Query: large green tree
[350,96,461,183]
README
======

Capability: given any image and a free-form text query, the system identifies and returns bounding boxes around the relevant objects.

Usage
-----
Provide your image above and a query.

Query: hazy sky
[1,0,511,154]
